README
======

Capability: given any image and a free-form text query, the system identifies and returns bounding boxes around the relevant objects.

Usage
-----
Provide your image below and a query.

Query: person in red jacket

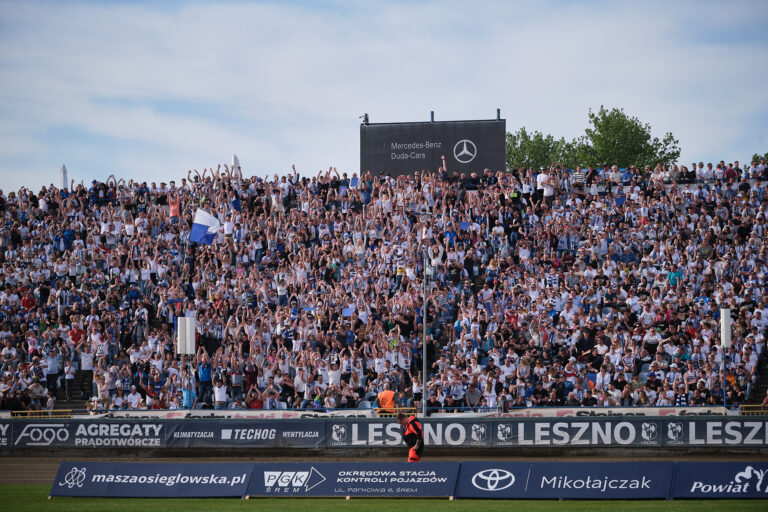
[21,293,36,311]
[397,413,424,462]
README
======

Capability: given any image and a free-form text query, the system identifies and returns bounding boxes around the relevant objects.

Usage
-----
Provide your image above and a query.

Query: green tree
[505,127,576,170]
[573,106,680,168]
[751,152,768,163]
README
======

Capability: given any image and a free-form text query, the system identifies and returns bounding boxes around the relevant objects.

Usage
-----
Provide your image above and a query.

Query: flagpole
[422,247,428,418]
[180,211,189,284]
[181,236,190,287]
[183,218,197,395]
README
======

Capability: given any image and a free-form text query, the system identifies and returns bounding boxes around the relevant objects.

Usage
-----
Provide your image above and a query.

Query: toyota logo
[471,469,515,491]
[453,139,477,164]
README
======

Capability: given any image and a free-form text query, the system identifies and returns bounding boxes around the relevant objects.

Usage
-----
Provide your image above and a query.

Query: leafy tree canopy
[506,106,681,170]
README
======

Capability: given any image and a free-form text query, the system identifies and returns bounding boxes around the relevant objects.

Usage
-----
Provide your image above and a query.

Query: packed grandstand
[1,158,767,414]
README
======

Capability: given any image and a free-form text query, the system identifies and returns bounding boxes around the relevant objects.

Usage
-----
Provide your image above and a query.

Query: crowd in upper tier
[1,156,767,413]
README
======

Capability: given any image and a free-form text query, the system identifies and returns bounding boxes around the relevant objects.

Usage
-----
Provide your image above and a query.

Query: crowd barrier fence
[0,405,731,420]
[50,460,768,499]
[3,416,767,450]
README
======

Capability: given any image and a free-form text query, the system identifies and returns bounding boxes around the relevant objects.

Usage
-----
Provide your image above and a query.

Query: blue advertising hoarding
[5,417,768,451]
[0,421,10,448]
[165,421,324,449]
[50,462,253,498]
[492,419,663,447]
[49,461,768,500]
[325,420,495,447]
[455,461,673,499]
[246,462,460,497]
[454,462,528,498]
[671,462,768,499]
[662,419,768,447]
[13,421,165,448]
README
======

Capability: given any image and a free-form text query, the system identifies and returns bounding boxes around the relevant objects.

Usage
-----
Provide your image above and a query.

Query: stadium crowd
[1,156,767,414]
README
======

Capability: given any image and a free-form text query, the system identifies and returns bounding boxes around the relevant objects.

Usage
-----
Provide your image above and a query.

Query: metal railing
[0,404,754,418]
[11,409,73,418]
[739,404,768,416]
[375,407,418,417]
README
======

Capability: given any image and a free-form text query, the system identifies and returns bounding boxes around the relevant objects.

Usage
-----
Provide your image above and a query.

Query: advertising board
[671,462,768,499]
[455,461,672,499]
[247,462,459,497]
[51,461,253,498]
[360,119,506,175]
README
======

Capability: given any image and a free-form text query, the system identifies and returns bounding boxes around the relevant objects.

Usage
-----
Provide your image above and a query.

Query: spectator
[126,385,141,409]
[63,359,76,400]
[212,378,228,410]
[0,161,765,415]
[45,390,55,411]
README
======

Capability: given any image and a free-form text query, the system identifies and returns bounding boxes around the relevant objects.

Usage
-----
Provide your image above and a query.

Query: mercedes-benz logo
[453,139,477,164]
[471,469,515,491]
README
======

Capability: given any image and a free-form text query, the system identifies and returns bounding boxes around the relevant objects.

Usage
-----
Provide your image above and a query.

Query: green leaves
[505,127,576,170]
[505,106,681,170]
[577,106,680,168]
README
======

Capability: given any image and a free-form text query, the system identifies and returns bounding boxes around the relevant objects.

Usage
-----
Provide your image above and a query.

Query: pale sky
[1,0,766,191]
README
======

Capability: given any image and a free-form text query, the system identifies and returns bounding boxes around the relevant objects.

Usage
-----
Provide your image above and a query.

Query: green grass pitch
[0,485,765,511]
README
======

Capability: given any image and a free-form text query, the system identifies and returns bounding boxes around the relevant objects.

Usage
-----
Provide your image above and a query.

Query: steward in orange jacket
[377,385,396,414]
[397,413,424,462]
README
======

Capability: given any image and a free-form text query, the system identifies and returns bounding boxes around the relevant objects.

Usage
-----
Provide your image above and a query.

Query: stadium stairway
[65,399,88,412]
[749,358,768,405]
[52,387,87,412]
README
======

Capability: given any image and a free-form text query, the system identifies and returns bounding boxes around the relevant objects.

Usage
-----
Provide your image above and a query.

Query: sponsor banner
[166,421,324,449]
[672,462,768,499]
[0,421,11,448]
[360,119,506,176]
[8,418,768,450]
[101,409,374,419]
[92,408,728,420]
[493,419,663,447]
[490,418,768,447]
[13,421,165,448]
[455,462,672,499]
[51,461,252,498]
[324,418,763,449]
[326,420,494,448]
[662,419,768,446]
[247,462,459,497]
[428,412,499,419]
[454,462,527,498]
[497,407,727,418]
[46,461,768,500]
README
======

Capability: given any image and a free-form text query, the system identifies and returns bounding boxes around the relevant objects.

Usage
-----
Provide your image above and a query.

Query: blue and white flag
[189,208,220,245]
